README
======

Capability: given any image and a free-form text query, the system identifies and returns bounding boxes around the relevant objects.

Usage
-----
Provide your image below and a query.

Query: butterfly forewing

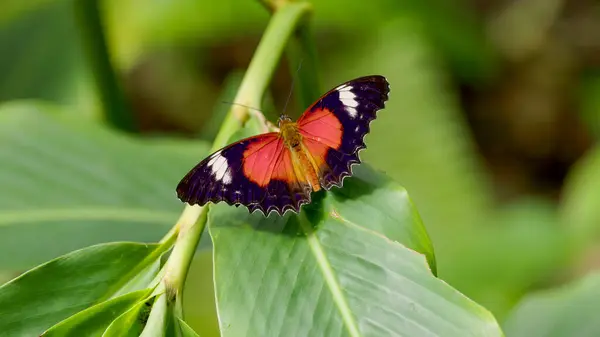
[298,75,390,189]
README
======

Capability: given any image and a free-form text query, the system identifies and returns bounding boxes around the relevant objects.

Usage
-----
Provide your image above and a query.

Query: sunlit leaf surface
[0,102,210,269]
[209,165,502,336]
[42,289,150,337]
[0,242,166,336]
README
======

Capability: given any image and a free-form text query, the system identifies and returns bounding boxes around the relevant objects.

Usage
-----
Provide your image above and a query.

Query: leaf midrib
[0,207,178,226]
[298,212,362,337]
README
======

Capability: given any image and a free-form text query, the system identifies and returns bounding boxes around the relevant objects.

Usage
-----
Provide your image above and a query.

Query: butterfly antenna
[221,101,264,114]
[221,101,277,132]
[282,59,304,115]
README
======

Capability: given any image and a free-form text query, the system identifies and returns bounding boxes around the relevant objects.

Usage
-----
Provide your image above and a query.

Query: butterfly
[176,75,390,215]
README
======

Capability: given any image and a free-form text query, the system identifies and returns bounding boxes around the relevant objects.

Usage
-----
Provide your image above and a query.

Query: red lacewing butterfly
[176,75,390,215]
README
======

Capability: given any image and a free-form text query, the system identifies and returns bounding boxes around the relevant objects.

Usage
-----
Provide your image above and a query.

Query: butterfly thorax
[279,118,301,148]
[278,116,321,192]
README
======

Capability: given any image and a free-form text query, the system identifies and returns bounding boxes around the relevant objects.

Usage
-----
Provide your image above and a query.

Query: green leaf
[504,272,600,337]
[443,199,569,318]
[328,165,436,272]
[102,297,153,337]
[178,318,200,337]
[561,145,600,247]
[209,169,501,336]
[41,289,150,337]
[0,1,88,106]
[0,102,210,269]
[114,260,161,298]
[140,293,172,337]
[0,242,169,336]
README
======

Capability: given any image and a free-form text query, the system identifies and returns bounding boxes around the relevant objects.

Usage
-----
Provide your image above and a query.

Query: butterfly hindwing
[176,133,311,215]
[297,75,390,189]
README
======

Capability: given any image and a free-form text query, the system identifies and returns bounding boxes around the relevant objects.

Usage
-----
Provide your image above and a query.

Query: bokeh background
[2,0,600,336]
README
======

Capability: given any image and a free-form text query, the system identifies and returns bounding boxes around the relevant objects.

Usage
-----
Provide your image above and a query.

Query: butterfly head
[278,114,293,128]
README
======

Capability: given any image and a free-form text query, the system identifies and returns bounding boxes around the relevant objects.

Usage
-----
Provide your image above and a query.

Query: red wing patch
[297,108,343,150]
[271,146,298,183]
[242,136,285,187]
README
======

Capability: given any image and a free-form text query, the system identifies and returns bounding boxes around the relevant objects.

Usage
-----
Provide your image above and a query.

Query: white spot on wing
[214,164,228,181]
[346,106,357,118]
[222,170,232,184]
[339,90,359,108]
[207,152,232,185]
[208,154,227,174]
[207,150,221,167]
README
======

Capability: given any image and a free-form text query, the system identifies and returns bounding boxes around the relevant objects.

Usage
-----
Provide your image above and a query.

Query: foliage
[504,271,600,337]
[0,103,209,270]
[1,0,599,336]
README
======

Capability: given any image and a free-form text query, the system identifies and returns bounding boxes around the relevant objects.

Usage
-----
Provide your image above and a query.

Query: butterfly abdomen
[293,145,321,192]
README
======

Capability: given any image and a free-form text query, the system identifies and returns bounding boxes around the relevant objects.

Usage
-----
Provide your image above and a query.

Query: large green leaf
[209,166,502,336]
[0,1,88,106]
[504,272,600,337]
[42,289,150,337]
[0,242,168,336]
[322,16,564,318]
[0,102,210,269]
[325,165,436,272]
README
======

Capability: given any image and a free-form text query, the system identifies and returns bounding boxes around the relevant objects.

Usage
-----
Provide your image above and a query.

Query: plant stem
[211,1,313,150]
[163,0,313,321]
[163,205,207,314]
[74,0,136,132]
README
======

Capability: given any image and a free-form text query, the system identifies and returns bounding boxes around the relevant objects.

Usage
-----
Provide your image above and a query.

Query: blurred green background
[1,0,600,336]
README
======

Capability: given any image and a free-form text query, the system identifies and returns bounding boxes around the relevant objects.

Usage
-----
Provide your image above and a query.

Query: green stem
[162,0,313,321]
[211,1,313,150]
[74,0,136,132]
[163,205,208,316]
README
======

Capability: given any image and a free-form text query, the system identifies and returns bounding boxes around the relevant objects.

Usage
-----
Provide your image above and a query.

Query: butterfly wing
[297,75,390,189]
[176,133,312,215]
